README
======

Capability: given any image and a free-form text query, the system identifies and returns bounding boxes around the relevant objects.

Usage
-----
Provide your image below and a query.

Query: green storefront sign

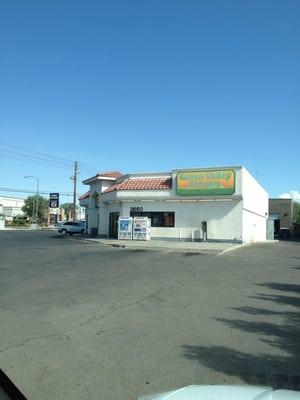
[177,169,235,196]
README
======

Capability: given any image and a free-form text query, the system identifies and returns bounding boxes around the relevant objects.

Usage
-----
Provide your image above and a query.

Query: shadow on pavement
[50,234,86,239]
[182,282,300,390]
[257,283,300,294]
[124,248,148,253]
[51,234,66,238]
[49,234,91,245]
[183,252,206,257]
[249,293,300,307]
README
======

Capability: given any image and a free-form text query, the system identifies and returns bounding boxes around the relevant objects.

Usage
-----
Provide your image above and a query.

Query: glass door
[109,212,119,238]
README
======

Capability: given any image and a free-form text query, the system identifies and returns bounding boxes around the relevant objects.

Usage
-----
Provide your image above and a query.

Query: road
[0,231,299,400]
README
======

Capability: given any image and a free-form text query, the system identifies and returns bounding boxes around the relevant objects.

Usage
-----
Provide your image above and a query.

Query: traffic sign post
[49,193,59,209]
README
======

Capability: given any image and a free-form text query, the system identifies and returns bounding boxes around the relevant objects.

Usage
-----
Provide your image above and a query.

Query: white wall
[98,204,108,236]
[0,197,25,208]
[0,197,25,219]
[86,179,117,234]
[84,166,268,242]
[77,207,86,221]
[242,167,268,242]
[111,190,171,201]
[122,199,243,241]
[86,182,99,233]
[98,203,123,236]
[2,206,23,218]
[101,166,244,241]
[79,197,89,207]
[242,210,267,242]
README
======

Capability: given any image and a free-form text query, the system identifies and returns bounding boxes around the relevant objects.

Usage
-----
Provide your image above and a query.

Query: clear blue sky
[0,0,299,202]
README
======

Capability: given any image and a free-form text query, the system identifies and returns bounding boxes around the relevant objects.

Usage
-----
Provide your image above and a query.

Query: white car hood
[139,385,300,400]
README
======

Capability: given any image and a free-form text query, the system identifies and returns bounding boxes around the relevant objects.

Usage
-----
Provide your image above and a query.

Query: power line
[0,187,75,196]
[78,167,97,175]
[0,149,72,167]
[0,153,75,170]
[0,147,73,165]
[0,142,74,172]
[0,142,74,164]
[0,153,97,177]
[0,143,98,175]
[78,161,97,170]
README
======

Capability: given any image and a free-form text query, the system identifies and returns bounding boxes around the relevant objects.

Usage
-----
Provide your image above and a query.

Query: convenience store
[80,166,268,243]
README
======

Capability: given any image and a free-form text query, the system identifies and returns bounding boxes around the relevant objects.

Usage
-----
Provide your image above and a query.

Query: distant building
[0,196,25,221]
[269,198,293,235]
[77,206,86,221]
[79,191,90,222]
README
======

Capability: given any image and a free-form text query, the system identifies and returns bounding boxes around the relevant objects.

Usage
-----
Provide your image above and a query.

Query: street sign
[177,169,235,196]
[49,193,59,208]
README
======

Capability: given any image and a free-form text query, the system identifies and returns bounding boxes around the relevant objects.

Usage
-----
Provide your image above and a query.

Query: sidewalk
[1,227,55,231]
[84,237,245,255]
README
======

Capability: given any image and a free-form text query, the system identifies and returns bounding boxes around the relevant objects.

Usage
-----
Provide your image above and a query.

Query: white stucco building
[80,167,269,243]
[0,196,25,221]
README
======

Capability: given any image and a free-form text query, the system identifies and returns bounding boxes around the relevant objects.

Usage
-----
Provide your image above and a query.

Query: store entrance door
[109,212,119,238]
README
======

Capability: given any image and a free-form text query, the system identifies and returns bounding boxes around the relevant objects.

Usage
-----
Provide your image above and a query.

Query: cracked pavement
[0,231,299,400]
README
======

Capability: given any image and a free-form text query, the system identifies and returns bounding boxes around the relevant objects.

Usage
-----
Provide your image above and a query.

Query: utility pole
[35,177,40,224]
[72,161,78,221]
[24,176,39,227]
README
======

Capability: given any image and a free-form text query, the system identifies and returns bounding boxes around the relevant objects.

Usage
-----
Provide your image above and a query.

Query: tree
[60,203,73,220]
[293,202,300,224]
[22,195,49,223]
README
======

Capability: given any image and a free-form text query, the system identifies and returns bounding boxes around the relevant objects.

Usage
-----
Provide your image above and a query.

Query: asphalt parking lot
[0,231,299,400]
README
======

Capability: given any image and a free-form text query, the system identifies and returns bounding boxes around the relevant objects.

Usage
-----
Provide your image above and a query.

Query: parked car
[278,227,291,239]
[58,221,85,235]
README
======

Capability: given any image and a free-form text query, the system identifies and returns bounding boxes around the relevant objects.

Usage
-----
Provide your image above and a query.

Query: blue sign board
[120,219,131,232]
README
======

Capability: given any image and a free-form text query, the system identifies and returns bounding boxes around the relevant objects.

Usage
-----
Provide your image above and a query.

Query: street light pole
[24,176,40,226]
[35,177,40,223]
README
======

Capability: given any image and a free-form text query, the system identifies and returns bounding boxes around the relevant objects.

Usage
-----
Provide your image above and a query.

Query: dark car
[278,227,291,239]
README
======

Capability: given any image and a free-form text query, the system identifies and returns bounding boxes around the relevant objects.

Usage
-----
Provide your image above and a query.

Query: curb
[1,228,32,231]
[221,244,244,255]
[83,238,223,255]
[78,237,279,255]
[221,239,279,255]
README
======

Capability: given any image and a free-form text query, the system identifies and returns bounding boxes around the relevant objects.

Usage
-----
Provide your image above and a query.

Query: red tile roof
[103,177,172,193]
[79,191,90,200]
[97,171,123,179]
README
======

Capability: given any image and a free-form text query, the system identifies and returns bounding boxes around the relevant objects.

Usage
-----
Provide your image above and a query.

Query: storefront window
[130,211,175,227]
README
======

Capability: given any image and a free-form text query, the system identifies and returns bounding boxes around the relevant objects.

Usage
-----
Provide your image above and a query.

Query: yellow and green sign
[177,169,235,196]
